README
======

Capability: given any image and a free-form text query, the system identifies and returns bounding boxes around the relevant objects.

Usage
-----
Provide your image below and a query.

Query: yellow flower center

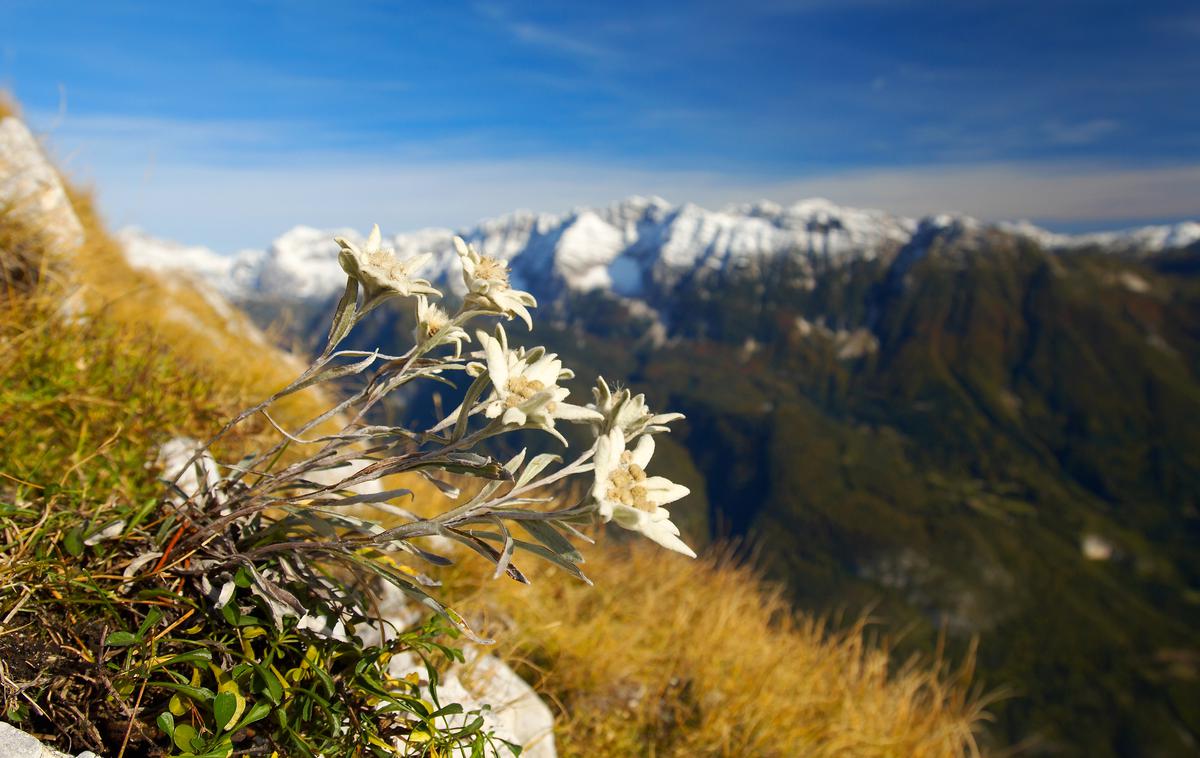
[474,256,510,288]
[421,307,451,337]
[505,376,546,408]
[608,450,652,511]
[366,249,409,282]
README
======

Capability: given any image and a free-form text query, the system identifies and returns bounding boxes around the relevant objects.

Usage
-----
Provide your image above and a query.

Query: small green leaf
[230,701,271,732]
[430,703,464,718]
[151,649,213,671]
[254,664,283,705]
[233,566,252,588]
[137,608,164,638]
[156,710,175,737]
[172,722,199,752]
[213,691,238,731]
[63,527,84,557]
[105,631,138,647]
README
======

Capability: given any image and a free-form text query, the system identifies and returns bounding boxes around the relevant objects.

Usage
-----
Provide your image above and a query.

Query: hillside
[0,106,985,756]
[127,197,1200,755]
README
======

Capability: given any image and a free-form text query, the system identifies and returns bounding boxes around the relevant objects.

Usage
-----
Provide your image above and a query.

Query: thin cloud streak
[474,3,619,63]
[68,149,1200,252]
[782,163,1200,223]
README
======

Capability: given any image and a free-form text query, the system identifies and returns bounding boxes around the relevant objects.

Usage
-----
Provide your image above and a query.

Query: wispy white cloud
[774,162,1200,223]
[1042,118,1121,146]
[505,20,617,61]
[473,3,618,63]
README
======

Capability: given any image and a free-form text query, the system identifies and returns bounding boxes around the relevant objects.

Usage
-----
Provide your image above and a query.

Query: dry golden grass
[444,538,988,758]
[61,185,329,429]
[2,103,990,757]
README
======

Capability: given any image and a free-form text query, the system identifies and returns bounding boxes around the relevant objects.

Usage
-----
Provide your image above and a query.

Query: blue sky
[2,0,1198,251]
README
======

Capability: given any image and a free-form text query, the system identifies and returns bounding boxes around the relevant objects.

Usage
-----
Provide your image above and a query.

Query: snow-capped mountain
[119,227,264,299]
[118,196,1200,307]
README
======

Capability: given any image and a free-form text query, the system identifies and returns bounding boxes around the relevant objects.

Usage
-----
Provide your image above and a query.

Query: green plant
[1,223,699,756]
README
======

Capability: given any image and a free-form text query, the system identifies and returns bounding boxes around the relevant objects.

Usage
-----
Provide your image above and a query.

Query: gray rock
[0,721,99,757]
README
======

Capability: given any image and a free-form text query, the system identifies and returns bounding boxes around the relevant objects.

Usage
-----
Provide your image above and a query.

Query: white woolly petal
[649,506,681,532]
[640,518,697,558]
[407,252,433,274]
[641,477,690,505]
[520,389,556,414]
[595,377,612,401]
[367,224,382,252]
[510,301,533,331]
[555,402,604,422]
[610,503,645,530]
[594,494,615,521]
[631,434,655,469]
[481,332,509,391]
[593,428,621,479]
[502,407,527,426]
[651,412,685,426]
[525,355,559,384]
[615,397,645,428]
[610,428,627,457]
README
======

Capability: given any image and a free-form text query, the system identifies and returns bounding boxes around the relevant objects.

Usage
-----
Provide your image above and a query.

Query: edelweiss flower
[454,236,537,330]
[477,324,601,442]
[591,428,695,557]
[414,295,469,356]
[588,377,684,438]
[337,224,441,304]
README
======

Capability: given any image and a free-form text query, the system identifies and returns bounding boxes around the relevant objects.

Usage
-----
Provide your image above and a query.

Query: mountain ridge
[118,196,1200,307]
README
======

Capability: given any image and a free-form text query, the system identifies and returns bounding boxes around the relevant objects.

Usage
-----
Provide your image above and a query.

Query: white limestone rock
[155,436,223,506]
[361,583,556,757]
[0,117,83,252]
[0,721,99,758]
[381,648,556,758]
